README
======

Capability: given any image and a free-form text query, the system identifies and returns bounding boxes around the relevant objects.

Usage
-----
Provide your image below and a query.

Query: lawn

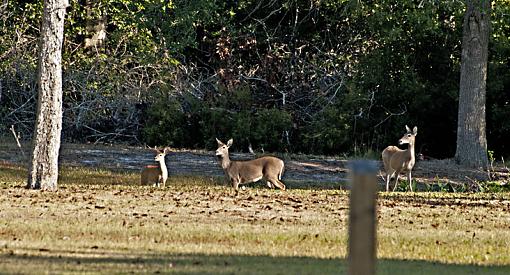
[0,163,509,274]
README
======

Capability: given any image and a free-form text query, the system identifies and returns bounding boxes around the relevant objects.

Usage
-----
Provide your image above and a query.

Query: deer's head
[216,138,233,158]
[398,125,418,145]
[154,147,170,161]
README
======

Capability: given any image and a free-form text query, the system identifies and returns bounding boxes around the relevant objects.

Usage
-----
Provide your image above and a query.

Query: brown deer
[141,147,170,187]
[381,125,418,192]
[215,138,286,192]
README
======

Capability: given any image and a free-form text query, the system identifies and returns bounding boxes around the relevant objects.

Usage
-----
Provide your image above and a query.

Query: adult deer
[381,125,418,192]
[141,147,170,187]
[215,138,286,192]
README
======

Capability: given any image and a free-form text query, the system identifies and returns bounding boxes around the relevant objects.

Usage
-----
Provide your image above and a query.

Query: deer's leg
[385,173,391,192]
[266,181,275,189]
[276,179,286,190]
[231,177,240,195]
[386,170,395,192]
[408,171,413,192]
[392,173,400,192]
[269,178,286,191]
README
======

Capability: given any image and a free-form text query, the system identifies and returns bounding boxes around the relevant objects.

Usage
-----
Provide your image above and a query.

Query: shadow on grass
[1,250,509,274]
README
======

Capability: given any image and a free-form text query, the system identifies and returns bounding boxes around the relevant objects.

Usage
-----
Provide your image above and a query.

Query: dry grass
[0,163,510,274]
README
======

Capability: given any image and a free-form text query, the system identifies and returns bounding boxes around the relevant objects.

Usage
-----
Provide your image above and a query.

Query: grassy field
[1,163,510,274]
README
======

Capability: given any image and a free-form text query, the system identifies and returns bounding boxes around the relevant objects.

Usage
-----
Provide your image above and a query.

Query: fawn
[141,147,170,187]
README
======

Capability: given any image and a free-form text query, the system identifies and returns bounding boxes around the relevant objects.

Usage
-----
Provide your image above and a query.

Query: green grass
[1,163,510,274]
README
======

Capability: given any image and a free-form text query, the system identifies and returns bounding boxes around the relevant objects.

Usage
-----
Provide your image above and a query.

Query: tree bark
[27,0,68,190]
[455,0,491,169]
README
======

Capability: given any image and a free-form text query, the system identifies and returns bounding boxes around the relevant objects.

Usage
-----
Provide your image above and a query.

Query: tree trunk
[27,0,68,190]
[455,0,491,169]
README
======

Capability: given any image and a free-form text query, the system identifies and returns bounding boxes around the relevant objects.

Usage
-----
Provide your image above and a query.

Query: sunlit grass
[0,163,510,274]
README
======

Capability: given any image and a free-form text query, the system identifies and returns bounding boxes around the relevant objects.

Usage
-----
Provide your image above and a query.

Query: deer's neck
[407,142,415,161]
[220,154,231,170]
[158,158,168,179]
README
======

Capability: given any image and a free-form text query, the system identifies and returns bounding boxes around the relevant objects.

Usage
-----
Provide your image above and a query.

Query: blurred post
[348,160,378,275]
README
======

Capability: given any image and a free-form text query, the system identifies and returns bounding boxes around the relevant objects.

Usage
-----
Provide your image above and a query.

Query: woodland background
[1,0,509,159]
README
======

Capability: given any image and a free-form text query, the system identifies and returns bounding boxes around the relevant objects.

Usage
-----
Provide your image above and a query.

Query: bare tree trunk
[455,0,491,169]
[27,0,68,190]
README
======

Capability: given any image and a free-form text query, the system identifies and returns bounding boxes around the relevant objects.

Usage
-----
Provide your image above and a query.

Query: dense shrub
[142,87,292,153]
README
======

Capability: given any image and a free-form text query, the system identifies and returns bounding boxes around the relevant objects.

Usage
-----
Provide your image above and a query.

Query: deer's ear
[405,125,411,132]
[227,139,233,147]
[216,138,224,146]
[413,126,418,135]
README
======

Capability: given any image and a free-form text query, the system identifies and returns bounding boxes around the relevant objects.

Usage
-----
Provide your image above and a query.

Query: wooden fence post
[348,160,378,275]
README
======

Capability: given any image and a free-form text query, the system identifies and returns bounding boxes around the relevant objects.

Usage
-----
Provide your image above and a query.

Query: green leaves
[1,0,509,158]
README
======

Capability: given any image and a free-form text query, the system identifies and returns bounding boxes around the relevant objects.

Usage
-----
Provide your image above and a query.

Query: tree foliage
[1,0,509,158]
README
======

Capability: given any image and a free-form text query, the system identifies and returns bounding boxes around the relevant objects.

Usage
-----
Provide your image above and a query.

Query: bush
[142,89,292,153]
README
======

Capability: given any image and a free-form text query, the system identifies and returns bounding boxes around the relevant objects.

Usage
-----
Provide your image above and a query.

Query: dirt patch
[1,142,508,188]
[413,159,510,186]
[0,143,349,185]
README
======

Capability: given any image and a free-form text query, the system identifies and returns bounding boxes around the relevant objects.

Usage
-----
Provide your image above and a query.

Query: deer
[381,125,418,192]
[140,147,170,187]
[215,138,286,193]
